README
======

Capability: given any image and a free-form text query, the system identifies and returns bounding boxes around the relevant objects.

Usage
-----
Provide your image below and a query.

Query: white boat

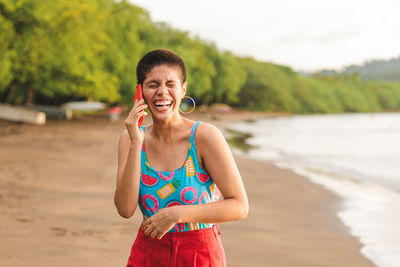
[60,101,106,111]
[0,104,46,125]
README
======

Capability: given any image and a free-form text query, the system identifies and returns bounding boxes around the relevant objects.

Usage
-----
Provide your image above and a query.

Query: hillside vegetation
[1,0,400,113]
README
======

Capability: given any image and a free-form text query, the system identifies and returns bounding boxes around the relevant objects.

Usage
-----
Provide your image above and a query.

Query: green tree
[1,0,119,104]
[238,58,297,111]
[102,0,146,104]
[0,11,14,101]
[208,47,247,104]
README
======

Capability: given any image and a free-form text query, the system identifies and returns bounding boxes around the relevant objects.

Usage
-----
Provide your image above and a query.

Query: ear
[181,81,187,96]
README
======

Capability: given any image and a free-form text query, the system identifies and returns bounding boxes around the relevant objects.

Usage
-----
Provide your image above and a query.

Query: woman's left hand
[142,206,180,240]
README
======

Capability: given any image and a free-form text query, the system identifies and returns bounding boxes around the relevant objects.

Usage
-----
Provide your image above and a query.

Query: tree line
[1,0,400,113]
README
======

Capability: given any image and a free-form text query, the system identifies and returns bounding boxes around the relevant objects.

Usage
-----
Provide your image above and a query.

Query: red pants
[127,225,226,267]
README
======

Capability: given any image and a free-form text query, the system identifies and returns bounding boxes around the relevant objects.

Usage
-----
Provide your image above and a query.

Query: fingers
[133,99,146,109]
[125,101,148,126]
[158,232,166,240]
[142,222,164,240]
[131,101,148,115]
[142,221,151,235]
[142,219,150,227]
[149,229,164,240]
[134,98,143,106]
[135,110,148,121]
[151,230,159,239]
[143,224,157,238]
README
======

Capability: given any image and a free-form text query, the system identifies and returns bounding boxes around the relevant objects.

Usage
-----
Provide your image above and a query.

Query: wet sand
[0,111,376,266]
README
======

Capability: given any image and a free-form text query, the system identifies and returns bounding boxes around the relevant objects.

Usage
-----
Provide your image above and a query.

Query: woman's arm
[175,122,249,222]
[142,123,249,239]
[114,99,147,218]
[114,131,142,218]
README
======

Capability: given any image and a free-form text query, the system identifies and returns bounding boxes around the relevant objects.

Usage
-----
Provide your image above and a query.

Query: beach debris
[60,101,106,111]
[210,103,233,113]
[23,104,72,120]
[0,103,46,125]
[107,106,122,121]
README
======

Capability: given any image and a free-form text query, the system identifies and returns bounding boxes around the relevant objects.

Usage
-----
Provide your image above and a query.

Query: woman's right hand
[125,99,148,143]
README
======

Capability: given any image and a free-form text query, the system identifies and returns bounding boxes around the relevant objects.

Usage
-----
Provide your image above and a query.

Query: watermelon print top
[138,121,221,232]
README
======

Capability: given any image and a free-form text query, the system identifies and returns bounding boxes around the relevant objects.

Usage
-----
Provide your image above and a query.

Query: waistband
[137,224,221,241]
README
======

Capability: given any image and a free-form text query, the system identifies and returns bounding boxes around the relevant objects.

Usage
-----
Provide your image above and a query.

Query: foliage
[1,0,400,113]
[1,0,120,104]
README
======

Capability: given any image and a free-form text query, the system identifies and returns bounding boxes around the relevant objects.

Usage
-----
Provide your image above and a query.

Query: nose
[156,83,169,95]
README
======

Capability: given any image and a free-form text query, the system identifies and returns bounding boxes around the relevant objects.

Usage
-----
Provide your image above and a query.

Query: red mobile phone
[134,83,144,127]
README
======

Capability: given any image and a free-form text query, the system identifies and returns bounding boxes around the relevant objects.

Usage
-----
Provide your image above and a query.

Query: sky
[130,0,400,72]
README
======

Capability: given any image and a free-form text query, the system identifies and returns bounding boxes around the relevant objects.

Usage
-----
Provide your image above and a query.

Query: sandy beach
[0,110,376,267]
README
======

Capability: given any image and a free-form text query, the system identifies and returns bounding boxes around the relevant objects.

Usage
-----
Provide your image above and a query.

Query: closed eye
[166,80,177,87]
[147,82,159,88]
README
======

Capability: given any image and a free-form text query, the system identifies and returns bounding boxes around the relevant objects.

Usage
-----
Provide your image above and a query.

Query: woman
[114,49,248,266]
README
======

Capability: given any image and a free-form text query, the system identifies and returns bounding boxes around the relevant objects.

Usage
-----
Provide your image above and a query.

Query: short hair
[136,49,186,85]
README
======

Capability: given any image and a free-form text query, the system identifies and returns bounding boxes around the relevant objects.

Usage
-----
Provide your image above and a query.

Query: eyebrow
[145,79,177,84]
[145,80,159,85]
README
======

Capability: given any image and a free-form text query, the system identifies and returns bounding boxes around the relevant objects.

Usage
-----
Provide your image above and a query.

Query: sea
[228,112,400,267]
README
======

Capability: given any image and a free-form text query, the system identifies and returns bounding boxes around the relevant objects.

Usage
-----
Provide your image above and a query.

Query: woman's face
[142,64,187,121]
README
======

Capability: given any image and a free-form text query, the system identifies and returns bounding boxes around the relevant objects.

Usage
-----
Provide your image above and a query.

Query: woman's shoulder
[197,121,219,133]
[196,122,225,146]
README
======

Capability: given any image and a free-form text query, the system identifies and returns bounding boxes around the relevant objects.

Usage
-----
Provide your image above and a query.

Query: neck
[150,113,185,141]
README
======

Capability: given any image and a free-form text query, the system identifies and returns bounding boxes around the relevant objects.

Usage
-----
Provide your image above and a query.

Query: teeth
[154,100,172,106]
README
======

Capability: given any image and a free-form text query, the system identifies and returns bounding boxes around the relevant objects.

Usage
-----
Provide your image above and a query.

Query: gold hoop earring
[179,96,196,114]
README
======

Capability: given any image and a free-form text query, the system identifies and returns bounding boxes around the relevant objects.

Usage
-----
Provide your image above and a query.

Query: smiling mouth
[153,100,173,110]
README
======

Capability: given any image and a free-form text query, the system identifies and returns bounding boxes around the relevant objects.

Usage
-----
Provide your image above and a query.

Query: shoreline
[219,155,375,267]
[189,111,376,266]
[0,111,376,266]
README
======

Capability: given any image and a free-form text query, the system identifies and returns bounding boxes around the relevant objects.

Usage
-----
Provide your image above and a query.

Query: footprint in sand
[81,229,109,236]
[13,212,39,223]
[16,217,34,223]
[50,227,68,236]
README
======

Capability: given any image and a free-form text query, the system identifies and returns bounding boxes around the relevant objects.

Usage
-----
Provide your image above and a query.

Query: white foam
[228,113,400,267]
[282,161,400,267]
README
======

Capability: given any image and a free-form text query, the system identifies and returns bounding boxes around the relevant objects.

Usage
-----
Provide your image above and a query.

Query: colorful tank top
[138,121,221,232]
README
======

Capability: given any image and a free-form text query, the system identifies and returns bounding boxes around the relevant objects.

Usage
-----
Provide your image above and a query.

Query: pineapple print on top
[185,156,196,177]
[157,177,182,200]
[138,121,220,232]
